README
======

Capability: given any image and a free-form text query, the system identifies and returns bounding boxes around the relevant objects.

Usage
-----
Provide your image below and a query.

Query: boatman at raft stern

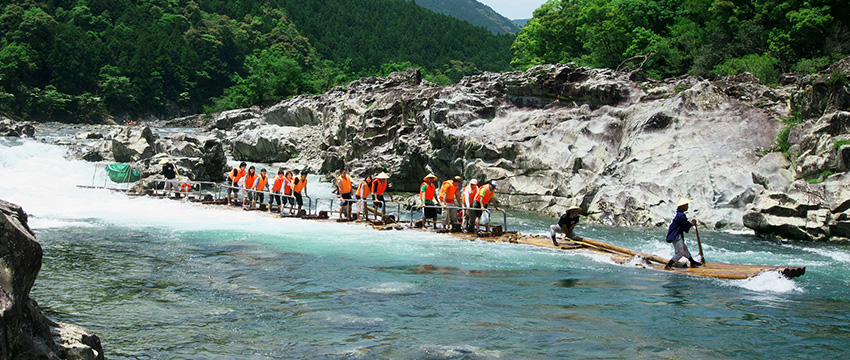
[160,158,180,197]
[664,198,702,270]
[336,168,354,219]
[550,206,581,246]
[226,162,247,205]
[439,176,462,230]
[372,172,393,213]
[421,173,440,228]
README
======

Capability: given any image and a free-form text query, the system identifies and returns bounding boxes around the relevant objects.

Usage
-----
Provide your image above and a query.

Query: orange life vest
[439,180,458,203]
[283,176,294,195]
[474,186,494,205]
[272,175,285,192]
[229,168,246,183]
[356,181,371,198]
[255,174,268,191]
[337,175,352,194]
[244,173,257,189]
[293,177,307,193]
[462,185,478,206]
[420,182,436,202]
[372,179,387,195]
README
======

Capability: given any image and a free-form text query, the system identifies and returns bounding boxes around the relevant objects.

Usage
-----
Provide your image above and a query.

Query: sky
[477,0,549,20]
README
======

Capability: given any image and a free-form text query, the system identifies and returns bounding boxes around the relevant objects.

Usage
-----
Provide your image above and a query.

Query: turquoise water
[4,137,850,359]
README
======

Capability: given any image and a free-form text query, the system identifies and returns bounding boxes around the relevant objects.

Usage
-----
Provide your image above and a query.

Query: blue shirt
[665,210,692,243]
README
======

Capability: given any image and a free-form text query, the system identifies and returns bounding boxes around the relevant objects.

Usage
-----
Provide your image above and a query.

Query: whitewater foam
[722,272,802,294]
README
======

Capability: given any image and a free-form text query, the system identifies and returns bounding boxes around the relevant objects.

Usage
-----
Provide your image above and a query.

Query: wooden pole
[694,223,706,264]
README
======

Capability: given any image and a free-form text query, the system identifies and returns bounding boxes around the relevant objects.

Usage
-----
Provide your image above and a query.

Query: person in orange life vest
[251,168,270,208]
[226,162,247,204]
[461,179,479,233]
[371,172,393,213]
[242,166,257,209]
[281,170,296,214]
[439,176,462,230]
[473,180,500,235]
[336,168,354,219]
[420,173,440,227]
[355,175,373,221]
[291,170,308,215]
[270,169,286,209]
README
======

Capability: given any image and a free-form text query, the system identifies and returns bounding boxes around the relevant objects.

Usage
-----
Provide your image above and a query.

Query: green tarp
[105,163,141,183]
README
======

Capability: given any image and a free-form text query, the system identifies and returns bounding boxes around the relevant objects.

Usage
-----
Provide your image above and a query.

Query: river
[2,135,849,359]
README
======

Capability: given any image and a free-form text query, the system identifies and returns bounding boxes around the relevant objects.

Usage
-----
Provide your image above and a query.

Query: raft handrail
[408,204,507,232]
[150,179,219,198]
[217,184,313,215]
[307,196,403,221]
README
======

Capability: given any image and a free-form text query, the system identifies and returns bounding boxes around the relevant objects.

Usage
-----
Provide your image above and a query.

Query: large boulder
[0,118,35,137]
[0,200,104,359]
[208,108,261,130]
[744,173,850,241]
[229,123,301,163]
[752,152,794,192]
[108,126,156,163]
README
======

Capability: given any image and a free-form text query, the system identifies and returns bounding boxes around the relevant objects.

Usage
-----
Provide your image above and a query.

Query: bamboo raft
[81,185,807,280]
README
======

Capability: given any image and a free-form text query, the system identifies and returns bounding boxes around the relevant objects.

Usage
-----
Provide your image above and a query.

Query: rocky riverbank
[196,62,847,240]
[44,59,850,241]
[0,200,103,359]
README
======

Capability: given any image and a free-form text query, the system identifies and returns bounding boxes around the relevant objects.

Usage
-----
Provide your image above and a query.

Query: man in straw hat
[550,206,581,246]
[372,172,393,214]
[159,158,180,197]
[664,198,702,269]
[420,173,440,228]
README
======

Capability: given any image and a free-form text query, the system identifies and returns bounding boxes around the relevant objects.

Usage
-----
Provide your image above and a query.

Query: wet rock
[752,153,794,191]
[209,107,261,130]
[74,131,103,140]
[229,123,300,163]
[109,126,156,163]
[0,200,104,359]
[0,118,36,137]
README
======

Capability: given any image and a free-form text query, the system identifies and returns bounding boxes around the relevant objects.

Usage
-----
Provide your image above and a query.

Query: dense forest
[0,0,514,122]
[512,0,850,82]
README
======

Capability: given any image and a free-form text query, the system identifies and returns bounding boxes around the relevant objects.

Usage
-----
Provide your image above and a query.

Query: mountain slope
[409,0,521,34]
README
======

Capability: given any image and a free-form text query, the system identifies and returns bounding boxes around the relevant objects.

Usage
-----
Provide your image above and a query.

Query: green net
[105,163,142,183]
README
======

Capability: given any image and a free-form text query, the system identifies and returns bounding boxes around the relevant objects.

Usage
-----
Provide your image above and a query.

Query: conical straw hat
[676,198,691,207]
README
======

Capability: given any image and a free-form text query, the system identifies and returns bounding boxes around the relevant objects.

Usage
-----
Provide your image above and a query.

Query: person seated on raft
[550,206,581,246]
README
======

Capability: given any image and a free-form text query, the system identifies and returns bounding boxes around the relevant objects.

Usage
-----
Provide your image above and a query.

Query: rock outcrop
[66,126,228,184]
[0,199,104,359]
[0,118,35,137]
[222,66,787,230]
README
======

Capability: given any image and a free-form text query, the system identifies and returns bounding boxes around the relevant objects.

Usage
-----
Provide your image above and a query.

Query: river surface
[2,135,849,359]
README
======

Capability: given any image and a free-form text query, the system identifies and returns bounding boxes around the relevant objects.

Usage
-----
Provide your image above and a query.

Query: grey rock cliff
[0,200,104,360]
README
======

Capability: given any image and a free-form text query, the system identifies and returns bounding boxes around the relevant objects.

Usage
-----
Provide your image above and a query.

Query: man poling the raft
[664,198,703,270]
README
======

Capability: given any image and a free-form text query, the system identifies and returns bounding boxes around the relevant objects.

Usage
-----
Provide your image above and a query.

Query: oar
[694,222,706,264]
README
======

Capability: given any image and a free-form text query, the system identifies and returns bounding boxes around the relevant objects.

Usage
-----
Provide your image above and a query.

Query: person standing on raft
[226,162,247,205]
[550,206,581,246]
[252,168,269,209]
[472,180,500,235]
[439,176,462,230]
[664,198,702,270]
[355,175,373,221]
[242,166,257,210]
[336,168,354,219]
[421,173,440,228]
[461,179,479,233]
[291,170,308,216]
[160,158,180,197]
[371,172,393,215]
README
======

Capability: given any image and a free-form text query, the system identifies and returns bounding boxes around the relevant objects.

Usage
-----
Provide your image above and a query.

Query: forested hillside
[512,0,850,82]
[408,0,521,34]
[0,0,514,123]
